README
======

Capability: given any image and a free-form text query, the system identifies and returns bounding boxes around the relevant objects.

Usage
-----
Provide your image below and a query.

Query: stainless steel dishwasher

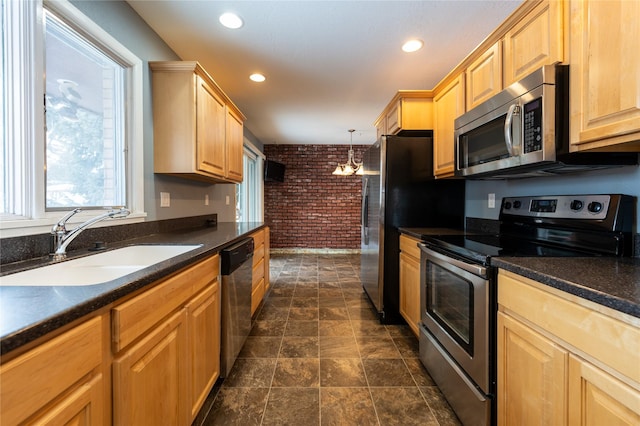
[220,237,254,377]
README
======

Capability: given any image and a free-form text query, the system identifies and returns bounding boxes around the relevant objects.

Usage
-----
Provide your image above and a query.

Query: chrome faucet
[51,207,130,261]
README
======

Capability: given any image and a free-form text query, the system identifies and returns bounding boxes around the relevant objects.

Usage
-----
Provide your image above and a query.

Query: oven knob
[504,201,512,210]
[588,201,603,213]
[570,200,583,211]
[513,200,522,209]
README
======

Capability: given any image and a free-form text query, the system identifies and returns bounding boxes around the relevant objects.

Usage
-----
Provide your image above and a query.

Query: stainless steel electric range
[418,194,635,426]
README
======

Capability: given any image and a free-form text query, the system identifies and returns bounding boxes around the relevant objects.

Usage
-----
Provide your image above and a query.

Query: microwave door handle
[504,104,520,156]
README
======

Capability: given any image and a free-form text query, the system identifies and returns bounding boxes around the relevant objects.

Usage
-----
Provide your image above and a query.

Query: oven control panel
[501,195,610,220]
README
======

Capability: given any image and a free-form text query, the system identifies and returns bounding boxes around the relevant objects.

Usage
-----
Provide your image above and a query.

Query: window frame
[236,139,264,223]
[1,0,145,237]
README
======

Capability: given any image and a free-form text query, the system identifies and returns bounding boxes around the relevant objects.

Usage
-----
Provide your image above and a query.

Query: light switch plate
[160,192,170,207]
[488,193,496,209]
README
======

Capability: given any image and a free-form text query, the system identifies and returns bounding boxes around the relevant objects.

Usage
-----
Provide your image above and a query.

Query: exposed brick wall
[264,144,368,249]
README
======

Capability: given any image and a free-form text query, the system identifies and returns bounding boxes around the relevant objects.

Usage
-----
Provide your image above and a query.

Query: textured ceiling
[127,0,523,145]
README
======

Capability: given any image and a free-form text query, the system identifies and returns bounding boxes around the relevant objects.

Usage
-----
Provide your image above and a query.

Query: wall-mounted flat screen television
[264,159,286,182]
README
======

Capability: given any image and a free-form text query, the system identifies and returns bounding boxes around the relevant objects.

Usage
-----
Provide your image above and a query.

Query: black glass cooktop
[422,233,597,266]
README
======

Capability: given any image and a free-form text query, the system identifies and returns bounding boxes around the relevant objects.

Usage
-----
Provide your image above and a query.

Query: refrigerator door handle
[362,177,369,244]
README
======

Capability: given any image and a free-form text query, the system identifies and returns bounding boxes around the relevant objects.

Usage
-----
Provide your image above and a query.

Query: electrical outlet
[205,194,209,206]
[225,195,230,205]
[160,192,170,207]
[488,193,496,209]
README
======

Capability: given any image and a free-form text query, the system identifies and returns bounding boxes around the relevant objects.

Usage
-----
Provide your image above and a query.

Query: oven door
[419,244,491,393]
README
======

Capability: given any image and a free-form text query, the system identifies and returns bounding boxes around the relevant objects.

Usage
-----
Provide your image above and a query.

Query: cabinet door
[466,41,503,110]
[569,0,640,151]
[497,312,568,426]
[28,374,104,425]
[264,227,271,292]
[187,283,221,421]
[196,76,226,177]
[0,317,103,425]
[434,74,465,178]
[226,106,244,182]
[568,354,640,426]
[503,0,564,86]
[385,101,401,135]
[113,310,189,426]
[399,251,420,337]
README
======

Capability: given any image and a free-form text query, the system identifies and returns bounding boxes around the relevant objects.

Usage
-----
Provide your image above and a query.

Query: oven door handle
[420,244,487,278]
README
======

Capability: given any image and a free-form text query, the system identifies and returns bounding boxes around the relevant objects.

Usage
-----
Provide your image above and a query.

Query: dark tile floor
[198,253,461,426]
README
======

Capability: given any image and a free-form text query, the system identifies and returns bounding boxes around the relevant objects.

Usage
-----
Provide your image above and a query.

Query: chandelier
[332,129,363,176]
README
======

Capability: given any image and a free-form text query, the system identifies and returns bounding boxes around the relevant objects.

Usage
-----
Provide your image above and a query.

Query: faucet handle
[51,208,82,233]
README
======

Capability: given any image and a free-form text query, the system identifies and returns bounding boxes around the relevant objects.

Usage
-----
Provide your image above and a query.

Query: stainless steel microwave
[455,65,567,177]
[454,65,636,179]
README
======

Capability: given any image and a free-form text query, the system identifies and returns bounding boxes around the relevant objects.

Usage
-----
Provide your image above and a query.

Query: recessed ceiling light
[402,39,424,53]
[219,12,243,29]
[250,73,266,82]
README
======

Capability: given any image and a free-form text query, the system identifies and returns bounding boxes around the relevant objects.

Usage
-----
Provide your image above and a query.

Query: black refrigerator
[360,132,465,323]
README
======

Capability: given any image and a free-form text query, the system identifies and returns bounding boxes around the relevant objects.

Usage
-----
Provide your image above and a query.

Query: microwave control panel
[523,97,543,153]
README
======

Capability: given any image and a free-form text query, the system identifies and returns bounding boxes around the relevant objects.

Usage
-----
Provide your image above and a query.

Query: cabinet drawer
[498,270,640,384]
[252,258,265,289]
[112,255,218,352]
[251,278,265,314]
[400,235,421,260]
[252,229,265,248]
[1,316,102,425]
[253,244,265,267]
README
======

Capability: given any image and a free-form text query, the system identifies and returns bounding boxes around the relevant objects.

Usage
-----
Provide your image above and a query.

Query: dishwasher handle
[221,237,254,275]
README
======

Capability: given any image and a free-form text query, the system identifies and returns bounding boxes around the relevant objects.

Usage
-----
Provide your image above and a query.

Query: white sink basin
[0,245,202,286]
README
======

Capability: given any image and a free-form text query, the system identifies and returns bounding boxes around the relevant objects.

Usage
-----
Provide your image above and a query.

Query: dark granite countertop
[0,222,265,355]
[399,227,468,240]
[492,257,640,318]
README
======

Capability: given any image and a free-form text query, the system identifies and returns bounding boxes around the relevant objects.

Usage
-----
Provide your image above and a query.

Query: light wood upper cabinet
[196,75,227,177]
[399,234,421,337]
[226,107,244,182]
[0,316,105,425]
[374,91,434,138]
[503,0,565,87]
[497,269,640,425]
[466,41,503,110]
[150,61,246,183]
[569,0,640,151]
[433,74,465,178]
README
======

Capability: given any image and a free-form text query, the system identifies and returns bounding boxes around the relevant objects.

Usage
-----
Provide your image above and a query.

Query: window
[1,0,144,236]
[236,140,264,222]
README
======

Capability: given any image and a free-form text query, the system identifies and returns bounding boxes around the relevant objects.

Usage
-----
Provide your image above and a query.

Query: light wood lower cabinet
[399,234,421,337]
[497,311,568,425]
[113,310,189,425]
[251,227,270,315]
[112,254,221,426]
[0,316,105,425]
[187,282,220,420]
[498,269,640,426]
